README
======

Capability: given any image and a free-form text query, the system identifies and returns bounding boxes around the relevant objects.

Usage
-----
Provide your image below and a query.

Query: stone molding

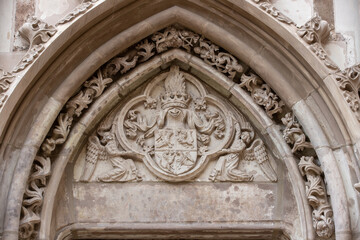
[18,25,334,239]
[1,0,358,136]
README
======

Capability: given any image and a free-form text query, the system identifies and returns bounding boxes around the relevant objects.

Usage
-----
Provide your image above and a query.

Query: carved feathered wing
[244,139,277,182]
[80,136,107,182]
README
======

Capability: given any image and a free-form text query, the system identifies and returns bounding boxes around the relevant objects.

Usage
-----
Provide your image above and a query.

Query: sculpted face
[168,107,182,118]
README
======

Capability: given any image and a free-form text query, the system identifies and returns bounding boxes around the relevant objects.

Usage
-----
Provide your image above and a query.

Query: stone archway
[1,1,359,240]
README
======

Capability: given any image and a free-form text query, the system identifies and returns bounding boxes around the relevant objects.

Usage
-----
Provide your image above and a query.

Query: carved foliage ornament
[333,64,360,121]
[56,0,99,26]
[297,13,339,70]
[0,70,15,108]
[281,112,312,153]
[299,156,334,238]
[239,72,284,118]
[252,0,293,25]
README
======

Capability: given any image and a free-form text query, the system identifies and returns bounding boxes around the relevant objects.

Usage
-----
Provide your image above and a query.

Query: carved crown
[161,66,191,109]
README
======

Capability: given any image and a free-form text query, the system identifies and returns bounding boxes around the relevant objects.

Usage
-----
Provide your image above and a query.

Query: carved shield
[154,129,197,174]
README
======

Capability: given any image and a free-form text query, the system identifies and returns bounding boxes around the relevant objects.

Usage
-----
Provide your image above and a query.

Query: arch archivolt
[1,1,358,240]
[18,25,330,240]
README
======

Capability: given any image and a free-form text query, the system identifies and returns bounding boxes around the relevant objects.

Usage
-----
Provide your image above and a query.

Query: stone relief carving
[56,0,99,26]
[297,13,339,71]
[80,133,142,183]
[252,0,293,25]
[309,42,338,70]
[17,24,332,239]
[19,69,112,239]
[118,65,233,181]
[299,156,334,239]
[76,65,276,182]
[13,17,57,73]
[333,64,360,122]
[0,70,15,108]
[297,13,331,45]
[281,112,312,153]
[18,17,57,49]
[239,72,284,118]
[209,118,277,182]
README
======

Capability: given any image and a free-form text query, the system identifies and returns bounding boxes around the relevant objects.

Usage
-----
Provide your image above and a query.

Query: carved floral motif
[252,0,293,25]
[310,43,338,70]
[0,70,15,108]
[299,156,334,238]
[333,64,360,121]
[19,69,112,239]
[239,72,284,118]
[56,0,99,26]
[18,17,57,49]
[281,112,312,153]
[297,13,339,71]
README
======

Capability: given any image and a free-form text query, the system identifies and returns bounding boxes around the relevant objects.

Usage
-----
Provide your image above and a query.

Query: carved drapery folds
[299,156,334,238]
[18,24,333,239]
[333,64,360,122]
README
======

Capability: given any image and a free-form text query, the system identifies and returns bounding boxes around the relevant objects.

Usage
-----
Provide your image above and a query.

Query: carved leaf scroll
[299,156,334,238]
[239,72,284,118]
[281,112,312,153]
[333,64,360,121]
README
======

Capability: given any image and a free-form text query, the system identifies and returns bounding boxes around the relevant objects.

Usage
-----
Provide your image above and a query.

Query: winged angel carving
[79,65,277,182]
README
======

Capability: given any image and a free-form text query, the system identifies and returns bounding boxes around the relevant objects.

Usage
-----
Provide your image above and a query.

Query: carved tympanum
[78,66,277,182]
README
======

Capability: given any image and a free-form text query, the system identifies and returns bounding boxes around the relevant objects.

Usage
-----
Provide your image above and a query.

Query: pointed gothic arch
[1,1,358,240]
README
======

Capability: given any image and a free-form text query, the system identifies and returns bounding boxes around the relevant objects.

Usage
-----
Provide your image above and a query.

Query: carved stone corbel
[333,64,360,121]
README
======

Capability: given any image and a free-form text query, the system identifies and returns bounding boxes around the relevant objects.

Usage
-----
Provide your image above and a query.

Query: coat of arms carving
[78,65,277,182]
